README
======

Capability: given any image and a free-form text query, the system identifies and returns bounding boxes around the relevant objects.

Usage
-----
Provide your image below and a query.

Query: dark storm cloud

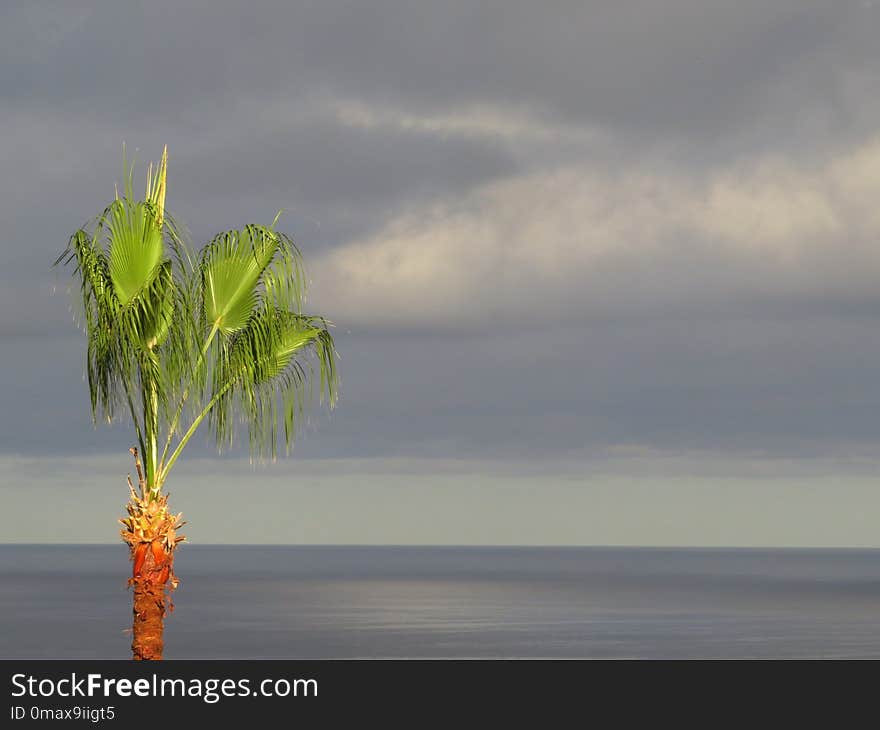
[4,2,877,151]
[8,315,880,460]
[2,0,880,466]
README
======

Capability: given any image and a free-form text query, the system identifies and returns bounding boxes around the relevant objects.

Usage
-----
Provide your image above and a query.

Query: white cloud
[327,97,603,146]
[310,133,880,327]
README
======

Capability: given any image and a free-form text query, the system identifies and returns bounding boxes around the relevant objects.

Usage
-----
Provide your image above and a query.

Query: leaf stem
[157,377,234,487]
[158,322,220,474]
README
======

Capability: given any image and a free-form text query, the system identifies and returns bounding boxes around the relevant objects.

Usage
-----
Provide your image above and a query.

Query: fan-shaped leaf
[107,199,164,307]
[201,226,278,334]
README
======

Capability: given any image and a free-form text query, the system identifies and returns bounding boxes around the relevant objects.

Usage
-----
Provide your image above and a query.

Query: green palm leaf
[200,224,305,335]
[207,308,337,459]
[106,200,165,307]
[56,146,339,492]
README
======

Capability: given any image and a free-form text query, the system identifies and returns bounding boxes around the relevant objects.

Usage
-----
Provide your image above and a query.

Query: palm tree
[55,147,339,660]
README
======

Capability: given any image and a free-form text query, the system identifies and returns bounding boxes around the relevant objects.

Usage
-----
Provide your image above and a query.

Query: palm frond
[199,224,306,336]
[56,147,339,491]
[206,306,337,459]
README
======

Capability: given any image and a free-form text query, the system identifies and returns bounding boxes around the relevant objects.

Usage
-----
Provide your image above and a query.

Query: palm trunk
[130,540,175,660]
[121,447,185,661]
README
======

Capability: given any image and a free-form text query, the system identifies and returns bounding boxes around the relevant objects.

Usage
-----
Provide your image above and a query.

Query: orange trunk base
[129,541,177,660]
[120,448,185,660]
[131,579,166,660]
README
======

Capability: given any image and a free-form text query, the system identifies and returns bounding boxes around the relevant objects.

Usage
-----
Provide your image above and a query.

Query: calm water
[2,545,880,658]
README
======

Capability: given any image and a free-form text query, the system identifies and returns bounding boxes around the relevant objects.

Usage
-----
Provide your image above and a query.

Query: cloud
[5,0,880,471]
[4,2,876,156]
[327,97,605,148]
[311,133,880,328]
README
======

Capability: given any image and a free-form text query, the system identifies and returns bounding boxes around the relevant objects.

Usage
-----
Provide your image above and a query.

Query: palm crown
[55,147,339,496]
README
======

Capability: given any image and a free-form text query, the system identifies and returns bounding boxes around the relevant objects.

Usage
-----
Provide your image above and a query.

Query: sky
[3,1,880,545]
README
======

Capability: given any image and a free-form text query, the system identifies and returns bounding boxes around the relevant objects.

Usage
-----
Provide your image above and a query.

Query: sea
[2,545,880,659]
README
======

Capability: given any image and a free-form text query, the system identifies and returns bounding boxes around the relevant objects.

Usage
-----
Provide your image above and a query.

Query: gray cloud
[3,0,880,514]
[310,134,880,332]
[5,2,876,151]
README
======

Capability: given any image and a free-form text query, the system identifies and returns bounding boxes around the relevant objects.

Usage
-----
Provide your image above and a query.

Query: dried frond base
[120,487,186,587]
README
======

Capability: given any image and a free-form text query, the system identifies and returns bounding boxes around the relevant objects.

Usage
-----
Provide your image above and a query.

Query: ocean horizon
[3,544,880,659]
